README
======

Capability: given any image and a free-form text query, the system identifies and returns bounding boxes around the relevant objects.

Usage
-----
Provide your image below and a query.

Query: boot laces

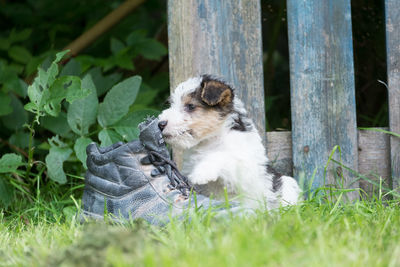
[148,151,193,196]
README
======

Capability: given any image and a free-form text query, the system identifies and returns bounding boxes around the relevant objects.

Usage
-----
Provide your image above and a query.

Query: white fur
[157,77,203,149]
[159,76,301,209]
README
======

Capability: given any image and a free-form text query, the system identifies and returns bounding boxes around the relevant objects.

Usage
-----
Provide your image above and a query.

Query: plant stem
[26,124,35,179]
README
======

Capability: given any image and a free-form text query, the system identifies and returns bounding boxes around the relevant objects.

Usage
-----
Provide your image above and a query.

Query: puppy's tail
[278,176,301,206]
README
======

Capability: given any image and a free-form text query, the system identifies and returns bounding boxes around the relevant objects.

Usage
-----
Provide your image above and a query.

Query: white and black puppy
[158,75,301,209]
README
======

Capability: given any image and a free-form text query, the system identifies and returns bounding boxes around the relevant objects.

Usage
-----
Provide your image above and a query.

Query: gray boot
[81,117,242,225]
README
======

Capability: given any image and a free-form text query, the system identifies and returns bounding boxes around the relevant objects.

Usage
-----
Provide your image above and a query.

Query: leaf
[0,176,14,208]
[0,92,13,116]
[60,58,81,76]
[74,137,93,169]
[0,154,23,174]
[1,94,28,130]
[0,62,27,97]
[24,102,38,113]
[97,76,141,127]
[27,51,68,112]
[110,38,125,55]
[74,55,97,72]
[86,67,122,96]
[8,63,24,75]
[8,46,32,64]
[136,39,167,61]
[48,76,79,101]
[114,54,134,70]
[27,71,46,109]
[67,75,98,136]
[44,76,88,117]
[9,28,32,43]
[126,31,167,61]
[38,50,69,91]
[0,37,10,50]
[133,83,158,106]
[41,112,71,137]
[126,30,147,46]
[54,50,70,63]
[45,147,72,184]
[112,109,159,141]
[13,79,28,98]
[25,56,44,76]
[42,76,70,116]
[98,129,122,147]
[66,78,89,103]
[101,57,117,72]
[9,132,30,149]
[48,135,68,148]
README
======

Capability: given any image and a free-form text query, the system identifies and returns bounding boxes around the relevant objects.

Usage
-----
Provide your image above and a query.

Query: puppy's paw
[188,168,218,185]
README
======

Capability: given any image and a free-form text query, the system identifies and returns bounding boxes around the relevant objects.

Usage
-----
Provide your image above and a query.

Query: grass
[1,196,400,267]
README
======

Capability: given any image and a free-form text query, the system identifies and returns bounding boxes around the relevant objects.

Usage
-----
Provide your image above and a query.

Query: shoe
[81,117,243,225]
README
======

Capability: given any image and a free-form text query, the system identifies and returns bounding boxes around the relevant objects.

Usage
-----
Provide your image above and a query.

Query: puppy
[158,75,301,209]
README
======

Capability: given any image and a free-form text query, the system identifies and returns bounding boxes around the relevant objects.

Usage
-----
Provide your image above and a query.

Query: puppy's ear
[200,79,233,106]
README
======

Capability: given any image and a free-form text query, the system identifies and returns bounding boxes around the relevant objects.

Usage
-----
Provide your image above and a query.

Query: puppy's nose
[158,120,168,131]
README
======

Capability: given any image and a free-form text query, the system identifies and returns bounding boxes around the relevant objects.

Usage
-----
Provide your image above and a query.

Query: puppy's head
[158,75,234,149]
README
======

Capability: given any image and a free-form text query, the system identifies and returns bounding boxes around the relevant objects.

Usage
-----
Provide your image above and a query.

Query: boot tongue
[138,117,170,158]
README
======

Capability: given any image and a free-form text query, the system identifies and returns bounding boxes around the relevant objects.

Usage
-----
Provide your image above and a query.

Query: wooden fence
[167,0,399,197]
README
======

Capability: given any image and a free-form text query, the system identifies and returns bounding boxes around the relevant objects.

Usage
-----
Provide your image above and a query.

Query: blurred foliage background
[0,0,389,214]
[0,0,170,213]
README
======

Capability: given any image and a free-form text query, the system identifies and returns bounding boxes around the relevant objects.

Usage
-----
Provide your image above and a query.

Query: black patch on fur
[231,113,252,132]
[267,165,283,193]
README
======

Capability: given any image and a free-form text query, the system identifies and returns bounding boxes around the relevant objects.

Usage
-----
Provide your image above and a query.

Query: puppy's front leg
[188,153,225,185]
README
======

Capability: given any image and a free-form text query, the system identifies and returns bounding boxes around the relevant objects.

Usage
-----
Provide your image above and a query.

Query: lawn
[1,197,399,267]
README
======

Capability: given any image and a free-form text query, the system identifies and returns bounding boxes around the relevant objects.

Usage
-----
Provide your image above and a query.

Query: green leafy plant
[0,0,169,215]
[0,50,159,209]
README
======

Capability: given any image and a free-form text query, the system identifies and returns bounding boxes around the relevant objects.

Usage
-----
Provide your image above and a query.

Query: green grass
[1,198,400,267]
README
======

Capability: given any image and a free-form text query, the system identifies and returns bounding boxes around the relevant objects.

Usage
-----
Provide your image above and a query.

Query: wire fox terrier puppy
[158,75,301,209]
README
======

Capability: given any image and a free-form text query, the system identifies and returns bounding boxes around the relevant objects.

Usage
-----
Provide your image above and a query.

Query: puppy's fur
[159,75,301,208]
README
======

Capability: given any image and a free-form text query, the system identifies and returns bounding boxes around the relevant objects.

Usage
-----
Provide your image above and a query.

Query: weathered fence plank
[167,0,265,137]
[286,0,358,198]
[385,0,400,191]
[358,129,391,196]
[267,131,293,175]
[267,130,391,197]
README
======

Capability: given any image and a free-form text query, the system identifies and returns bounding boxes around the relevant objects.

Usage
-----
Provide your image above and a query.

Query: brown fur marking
[188,108,224,139]
[200,80,233,106]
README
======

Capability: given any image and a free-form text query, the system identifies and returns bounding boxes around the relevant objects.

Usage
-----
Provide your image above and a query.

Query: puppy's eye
[185,103,196,112]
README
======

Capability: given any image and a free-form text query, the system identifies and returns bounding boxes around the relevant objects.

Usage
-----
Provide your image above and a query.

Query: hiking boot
[81,117,243,225]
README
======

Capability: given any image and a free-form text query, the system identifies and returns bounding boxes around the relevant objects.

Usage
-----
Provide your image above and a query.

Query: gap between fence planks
[267,129,391,196]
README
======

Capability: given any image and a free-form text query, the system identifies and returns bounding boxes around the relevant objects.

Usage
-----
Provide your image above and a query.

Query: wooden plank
[385,0,400,191]
[286,0,359,199]
[358,129,391,196]
[167,0,265,137]
[266,130,391,197]
[266,131,293,176]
